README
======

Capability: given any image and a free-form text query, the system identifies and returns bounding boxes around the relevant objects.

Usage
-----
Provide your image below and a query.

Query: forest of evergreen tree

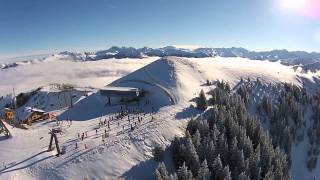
[154,80,298,180]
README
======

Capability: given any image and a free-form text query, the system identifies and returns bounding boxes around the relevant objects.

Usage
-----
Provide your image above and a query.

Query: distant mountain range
[0,54,52,69]
[58,46,320,65]
[2,46,320,70]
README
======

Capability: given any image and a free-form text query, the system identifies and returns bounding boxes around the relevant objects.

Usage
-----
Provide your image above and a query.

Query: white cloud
[0,57,158,96]
[0,50,57,61]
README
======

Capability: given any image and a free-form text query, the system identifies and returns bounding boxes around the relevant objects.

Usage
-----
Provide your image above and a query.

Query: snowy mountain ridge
[63,46,320,65]
[2,46,320,70]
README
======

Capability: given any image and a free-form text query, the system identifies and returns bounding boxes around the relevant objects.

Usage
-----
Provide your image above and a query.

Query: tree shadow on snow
[122,158,158,180]
[122,148,176,179]
[0,150,53,175]
[0,135,10,141]
[175,105,202,120]
[189,97,197,103]
[297,75,320,94]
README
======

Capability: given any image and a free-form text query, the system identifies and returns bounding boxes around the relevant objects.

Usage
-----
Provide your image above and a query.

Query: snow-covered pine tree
[154,162,169,180]
[185,136,200,176]
[221,165,232,180]
[196,90,207,111]
[212,154,223,179]
[177,162,193,180]
[197,159,211,180]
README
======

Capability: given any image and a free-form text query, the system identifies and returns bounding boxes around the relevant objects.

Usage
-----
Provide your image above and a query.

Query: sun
[280,0,307,11]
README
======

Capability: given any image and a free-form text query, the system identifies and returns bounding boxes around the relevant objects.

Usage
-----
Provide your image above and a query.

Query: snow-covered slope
[111,57,204,103]
[1,56,320,179]
[113,56,318,104]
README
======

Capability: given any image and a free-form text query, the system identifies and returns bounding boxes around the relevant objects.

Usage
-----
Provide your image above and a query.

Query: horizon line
[1,45,319,60]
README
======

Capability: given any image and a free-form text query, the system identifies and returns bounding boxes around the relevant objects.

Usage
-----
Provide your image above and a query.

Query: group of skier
[74,99,156,150]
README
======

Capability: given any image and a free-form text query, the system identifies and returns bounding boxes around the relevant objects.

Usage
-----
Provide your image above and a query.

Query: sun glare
[280,0,307,11]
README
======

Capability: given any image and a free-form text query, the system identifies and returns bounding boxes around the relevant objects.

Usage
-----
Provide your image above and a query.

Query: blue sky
[0,0,319,58]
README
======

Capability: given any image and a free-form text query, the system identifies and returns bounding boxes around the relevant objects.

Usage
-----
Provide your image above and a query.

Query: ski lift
[48,129,61,156]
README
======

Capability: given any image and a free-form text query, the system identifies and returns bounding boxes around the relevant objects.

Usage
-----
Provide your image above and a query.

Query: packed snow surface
[0,56,319,179]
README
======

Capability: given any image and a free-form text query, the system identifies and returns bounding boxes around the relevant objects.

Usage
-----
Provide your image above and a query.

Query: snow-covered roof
[100,86,140,92]
[15,109,32,122]
[25,107,45,113]
[100,86,141,97]
[15,107,46,122]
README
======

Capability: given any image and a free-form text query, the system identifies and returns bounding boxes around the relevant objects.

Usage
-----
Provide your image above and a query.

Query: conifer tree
[177,162,193,180]
[212,154,223,179]
[154,162,169,180]
[221,165,232,180]
[197,90,208,111]
[197,159,211,180]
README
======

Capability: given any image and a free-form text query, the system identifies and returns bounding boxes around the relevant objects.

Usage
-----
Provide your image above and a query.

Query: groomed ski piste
[1,56,320,179]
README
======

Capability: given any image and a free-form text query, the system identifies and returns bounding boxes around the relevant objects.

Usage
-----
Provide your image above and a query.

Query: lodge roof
[100,86,140,92]
[16,107,46,122]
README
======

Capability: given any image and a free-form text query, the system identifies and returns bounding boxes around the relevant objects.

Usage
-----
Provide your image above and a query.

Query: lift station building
[99,86,142,105]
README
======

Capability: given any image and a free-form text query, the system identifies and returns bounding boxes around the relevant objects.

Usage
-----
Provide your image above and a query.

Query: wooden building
[20,108,47,125]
